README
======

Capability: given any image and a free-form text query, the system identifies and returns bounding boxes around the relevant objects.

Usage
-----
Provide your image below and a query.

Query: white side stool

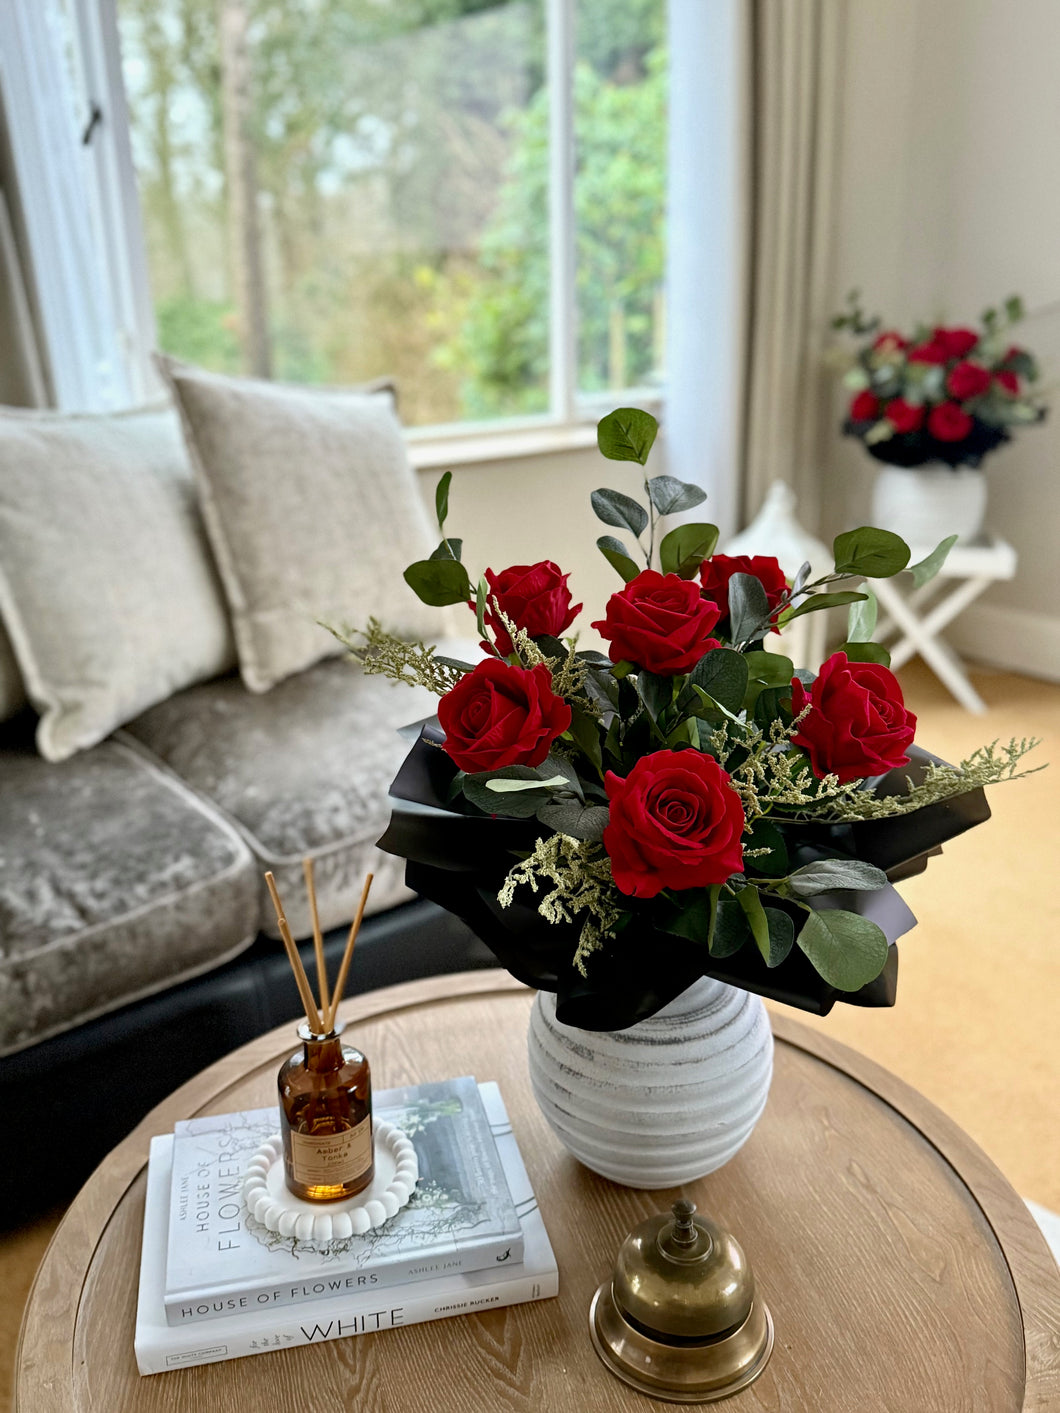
[869,533,1017,714]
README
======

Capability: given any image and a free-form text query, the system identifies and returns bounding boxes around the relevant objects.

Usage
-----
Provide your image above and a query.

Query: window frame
[37,0,666,432]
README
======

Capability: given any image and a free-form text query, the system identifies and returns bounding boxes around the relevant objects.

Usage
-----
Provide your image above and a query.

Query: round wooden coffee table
[16,971,1060,1411]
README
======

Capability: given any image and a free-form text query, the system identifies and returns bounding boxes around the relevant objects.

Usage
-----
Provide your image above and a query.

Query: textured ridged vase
[527,976,774,1188]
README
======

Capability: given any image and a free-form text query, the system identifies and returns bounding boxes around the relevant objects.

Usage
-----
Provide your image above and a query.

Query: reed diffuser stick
[325,872,373,1033]
[302,857,330,1017]
[264,871,324,1034]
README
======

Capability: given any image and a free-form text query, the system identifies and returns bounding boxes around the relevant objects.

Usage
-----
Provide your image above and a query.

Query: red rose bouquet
[834,293,1046,469]
[334,409,1037,1030]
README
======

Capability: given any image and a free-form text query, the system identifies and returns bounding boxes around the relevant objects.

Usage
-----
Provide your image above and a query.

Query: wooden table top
[16,971,1060,1412]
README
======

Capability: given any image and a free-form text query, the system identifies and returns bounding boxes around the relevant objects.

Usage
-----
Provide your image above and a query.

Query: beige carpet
[2,659,1057,1408]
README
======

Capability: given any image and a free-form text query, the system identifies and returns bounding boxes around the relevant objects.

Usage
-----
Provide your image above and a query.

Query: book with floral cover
[163,1075,522,1326]
[136,1082,555,1374]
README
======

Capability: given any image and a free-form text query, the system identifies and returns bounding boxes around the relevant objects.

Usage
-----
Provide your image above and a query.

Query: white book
[164,1075,523,1324]
[135,1083,558,1374]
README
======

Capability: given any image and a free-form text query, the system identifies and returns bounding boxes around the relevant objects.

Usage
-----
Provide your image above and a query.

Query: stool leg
[871,577,990,712]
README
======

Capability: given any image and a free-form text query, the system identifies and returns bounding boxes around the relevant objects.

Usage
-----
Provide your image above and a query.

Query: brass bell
[589,1199,774,1403]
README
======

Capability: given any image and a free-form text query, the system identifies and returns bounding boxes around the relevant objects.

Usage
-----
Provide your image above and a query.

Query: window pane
[574,0,667,397]
[117,0,548,426]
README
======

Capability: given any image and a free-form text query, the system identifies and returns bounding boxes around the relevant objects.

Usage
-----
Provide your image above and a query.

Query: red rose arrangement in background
[791,652,916,784]
[438,659,570,773]
[480,560,581,656]
[592,570,722,676]
[835,295,1045,468]
[604,750,745,898]
[700,553,788,622]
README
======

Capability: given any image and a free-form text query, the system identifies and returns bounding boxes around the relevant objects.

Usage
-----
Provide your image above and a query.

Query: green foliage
[795,910,890,991]
[404,558,472,606]
[833,528,911,578]
[907,536,957,589]
[597,535,641,583]
[659,523,719,577]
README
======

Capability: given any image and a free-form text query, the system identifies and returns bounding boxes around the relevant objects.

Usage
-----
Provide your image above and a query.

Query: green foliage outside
[118,0,666,424]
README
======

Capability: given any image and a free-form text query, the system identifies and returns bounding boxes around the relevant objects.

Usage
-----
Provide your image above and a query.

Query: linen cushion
[0,734,259,1056]
[0,404,236,761]
[158,356,439,694]
[123,657,442,939]
[0,618,27,722]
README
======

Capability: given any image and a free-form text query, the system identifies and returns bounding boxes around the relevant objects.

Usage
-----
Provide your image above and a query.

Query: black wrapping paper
[378,728,990,1030]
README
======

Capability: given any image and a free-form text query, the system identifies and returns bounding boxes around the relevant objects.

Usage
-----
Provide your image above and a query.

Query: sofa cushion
[0,403,236,761]
[0,618,26,723]
[122,659,441,939]
[0,735,259,1056]
[157,356,439,694]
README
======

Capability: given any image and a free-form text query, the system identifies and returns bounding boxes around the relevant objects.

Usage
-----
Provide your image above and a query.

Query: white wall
[824,0,1060,678]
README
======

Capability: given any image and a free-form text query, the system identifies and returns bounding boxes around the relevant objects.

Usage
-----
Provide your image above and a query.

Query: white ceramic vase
[870,465,987,547]
[527,976,773,1189]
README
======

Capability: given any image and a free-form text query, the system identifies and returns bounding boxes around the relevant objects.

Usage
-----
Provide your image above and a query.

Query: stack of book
[135,1075,558,1374]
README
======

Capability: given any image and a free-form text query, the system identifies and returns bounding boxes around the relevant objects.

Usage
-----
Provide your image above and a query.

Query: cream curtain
[742,0,847,532]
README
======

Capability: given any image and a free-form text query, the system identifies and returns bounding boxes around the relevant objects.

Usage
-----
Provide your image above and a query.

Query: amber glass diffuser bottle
[279,1021,374,1200]
[265,864,376,1204]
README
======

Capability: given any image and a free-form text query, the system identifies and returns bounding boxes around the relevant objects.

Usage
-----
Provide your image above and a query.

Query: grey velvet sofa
[0,387,493,1222]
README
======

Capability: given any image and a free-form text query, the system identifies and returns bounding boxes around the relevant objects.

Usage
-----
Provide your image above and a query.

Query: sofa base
[0,899,494,1225]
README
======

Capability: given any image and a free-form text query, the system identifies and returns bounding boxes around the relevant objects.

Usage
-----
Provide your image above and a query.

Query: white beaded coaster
[242,1120,418,1244]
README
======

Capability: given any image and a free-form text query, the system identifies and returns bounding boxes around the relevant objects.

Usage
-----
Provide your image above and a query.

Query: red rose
[946,361,991,400]
[927,401,974,442]
[700,554,787,620]
[849,390,881,421]
[480,560,582,656]
[604,750,745,898]
[791,652,916,784]
[884,398,925,434]
[907,339,948,365]
[935,327,979,359]
[872,330,908,354]
[592,570,722,676]
[438,659,571,773]
[995,370,1020,396]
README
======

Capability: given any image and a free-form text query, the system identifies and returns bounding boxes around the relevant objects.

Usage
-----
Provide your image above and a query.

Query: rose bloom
[907,339,949,365]
[480,560,581,656]
[935,327,979,359]
[700,554,787,620]
[791,652,916,784]
[438,659,570,773]
[872,330,908,354]
[946,361,992,400]
[995,370,1020,396]
[927,401,974,442]
[604,750,745,898]
[849,390,881,421]
[592,570,722,676]
[884,397,925,434]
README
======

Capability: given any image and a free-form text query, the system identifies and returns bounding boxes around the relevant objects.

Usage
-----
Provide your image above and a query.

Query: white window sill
[406,420,602,470]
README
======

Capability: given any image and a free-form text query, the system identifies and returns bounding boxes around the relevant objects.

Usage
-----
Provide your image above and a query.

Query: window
[110,0,666,430]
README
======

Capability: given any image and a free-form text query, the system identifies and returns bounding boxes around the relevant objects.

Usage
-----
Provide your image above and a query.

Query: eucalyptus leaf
[404,558,472,607]
[429,537,463,562]
[597,407,659,465]
[846,589,878,643]
[784,590,867,623]
[660,890,715,945]
[591,488,649,538]
[461,767,557,818]
[833,527,911,578]
[710,893,750,957]
[567,702,603,769]
[907,535,957,589]
[637,669,673,721]
[433,655,477,673]
[836,641,891,667]
[475,577,489,640]
[434,470,452,531]
[727,572,771,644]
[659,522,719,577]
[791,561,812,595]
[689,649,749,714]
[796,909,890,990]
[486,774,569,793]
[536,800,610,841]
[736,887,771,964]
[646,475,707,516]
[786,859,889,896]
[743,650,794,688]
[597,534,642,583]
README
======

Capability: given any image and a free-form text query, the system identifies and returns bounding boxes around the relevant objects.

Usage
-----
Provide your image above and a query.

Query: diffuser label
[291,1118,372,1186]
